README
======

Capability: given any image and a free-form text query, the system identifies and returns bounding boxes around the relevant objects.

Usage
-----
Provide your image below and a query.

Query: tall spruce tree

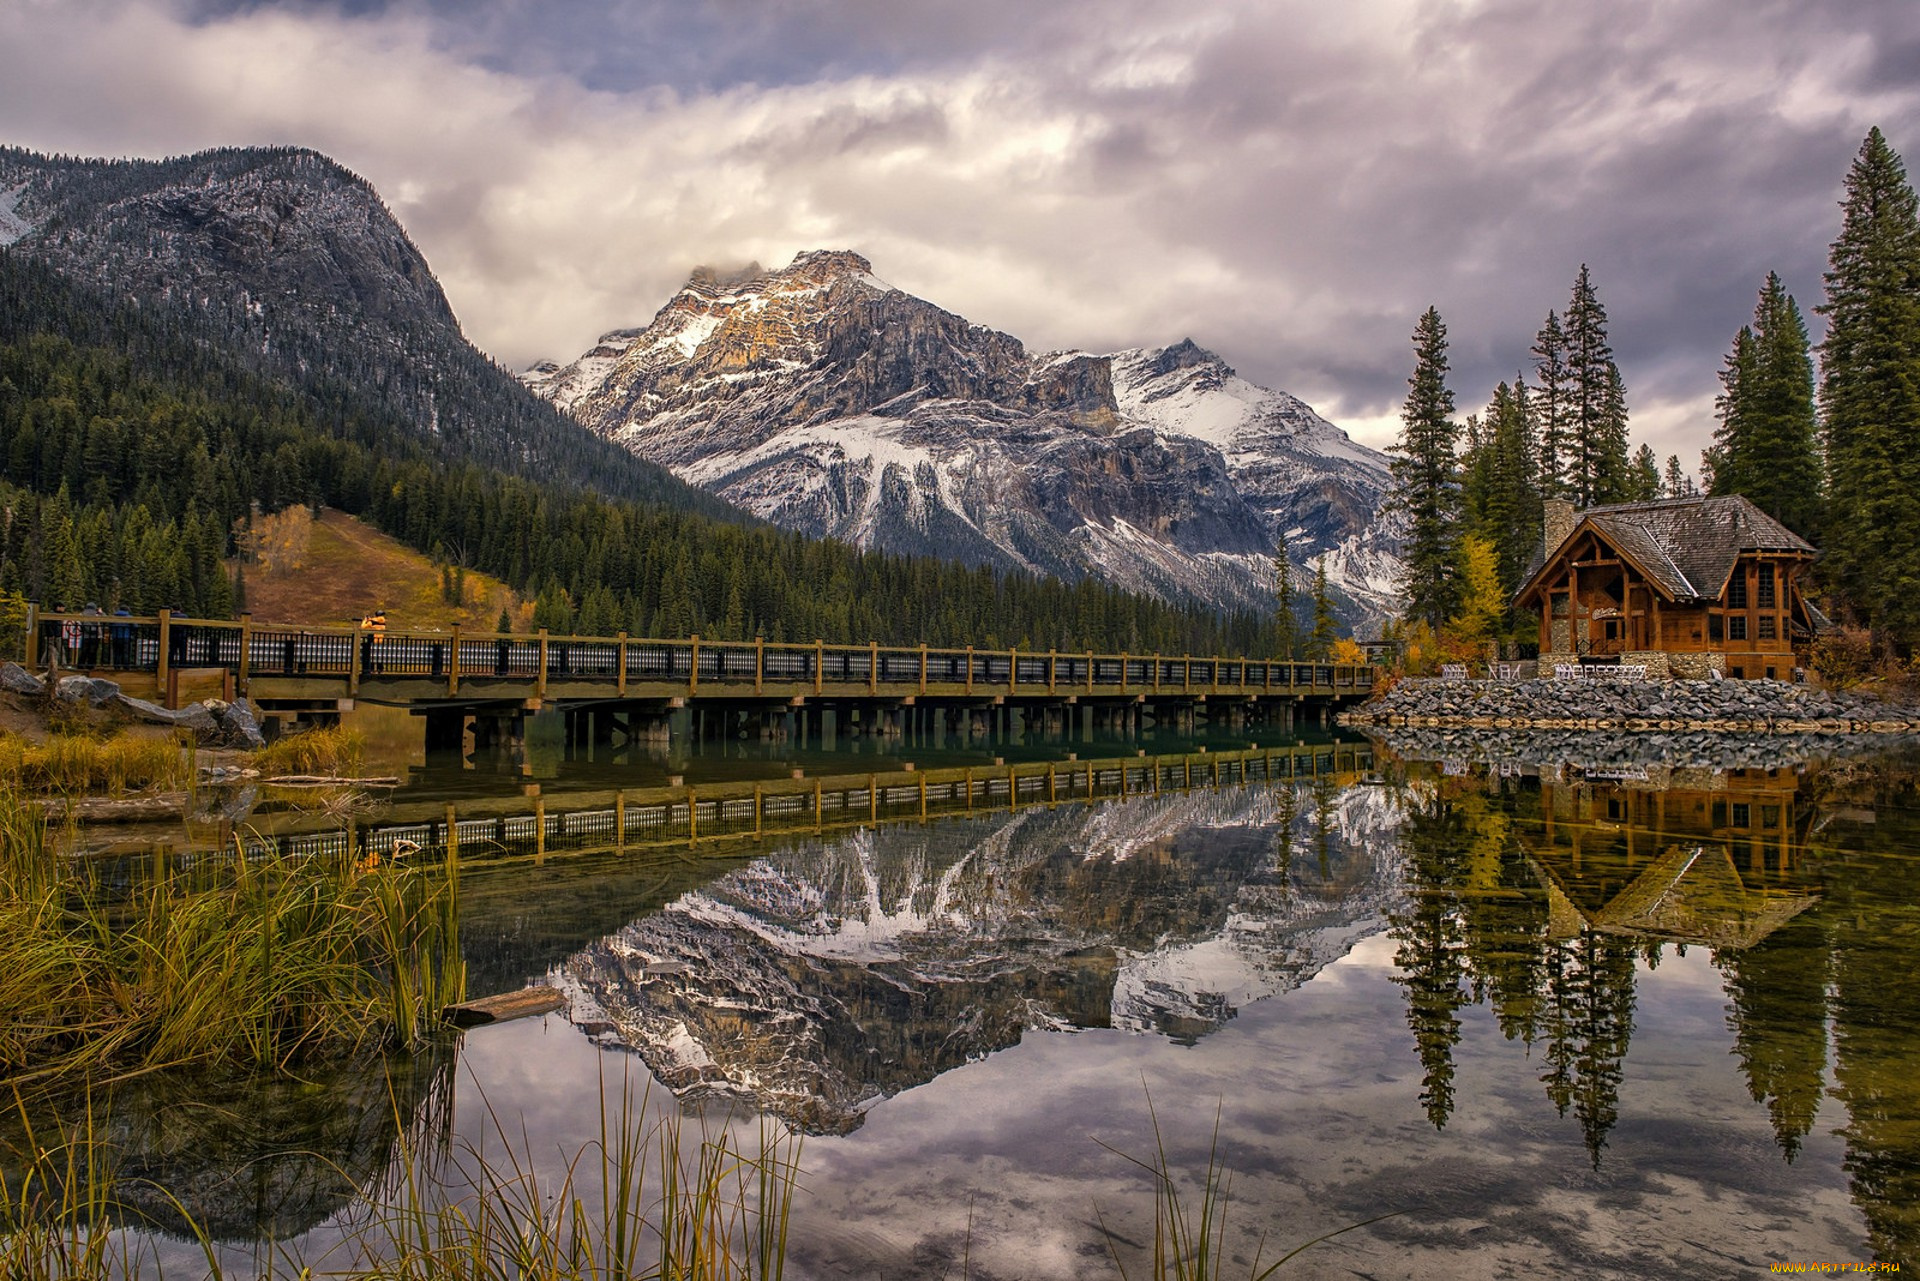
[1272,527,1299,658]
[1390,307,1462,631]
[1461,379,1541,612]
[1713,274,1822,536]
[1563,265,1630,506]
[1308,554,1339,659]
[1707,324,1758,500]
[1818,127,1920,636]
[1531,310,1572,499]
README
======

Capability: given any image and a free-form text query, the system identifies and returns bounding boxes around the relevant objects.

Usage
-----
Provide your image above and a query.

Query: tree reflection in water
[1380,744,1920,1263]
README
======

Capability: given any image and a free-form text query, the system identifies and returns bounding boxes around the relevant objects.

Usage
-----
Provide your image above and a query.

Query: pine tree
[1389,306,1462,631]
[1308,555,1338,659]
[1272,527,1299,658]
[1531,310,1571,499]
[1714,275,1823,537]
[1708,325,1758,500]
[1629,443,1660,501]
[1563,265,1630,506]
[1818,127,1920,636]
[1662,454,1691,498]
[1751,274,1823,534]
[1473,378,1542,604]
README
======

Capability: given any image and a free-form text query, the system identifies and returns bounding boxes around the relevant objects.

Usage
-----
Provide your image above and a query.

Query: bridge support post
[423,709,466,758]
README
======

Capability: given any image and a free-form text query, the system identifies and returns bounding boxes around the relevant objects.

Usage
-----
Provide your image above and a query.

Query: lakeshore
[1340,675,1920,734]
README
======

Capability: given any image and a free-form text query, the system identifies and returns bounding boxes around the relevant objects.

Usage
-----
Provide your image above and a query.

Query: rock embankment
[1342,676,1920,735]
[1,662,266,748]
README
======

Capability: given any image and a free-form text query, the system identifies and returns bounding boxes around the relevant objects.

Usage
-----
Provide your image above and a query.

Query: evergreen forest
[1387,127,1920,655]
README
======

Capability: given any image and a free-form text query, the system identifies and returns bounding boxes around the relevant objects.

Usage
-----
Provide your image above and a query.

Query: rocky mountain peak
[0,144,455,332]
[1148,337,1228,378]
[683,261,765,296]
[525,251,1404,632]
[778,248,877,288]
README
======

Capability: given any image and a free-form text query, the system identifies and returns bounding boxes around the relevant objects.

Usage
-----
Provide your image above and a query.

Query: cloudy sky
[4,0,1918,461]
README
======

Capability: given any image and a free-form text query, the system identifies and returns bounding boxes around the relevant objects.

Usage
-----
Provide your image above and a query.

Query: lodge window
[1729,616,1748,641]
[1759,616,1776,640]
[1758,566,1776,609]
[1551,592,1569,617]
[1728,573,1748,609]
[1762,805,1781,829]
[1731,803,1751,828]
[1710,615,1724,642]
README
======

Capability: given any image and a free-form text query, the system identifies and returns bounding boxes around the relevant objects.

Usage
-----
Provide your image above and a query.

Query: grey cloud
[10,0,1920,470]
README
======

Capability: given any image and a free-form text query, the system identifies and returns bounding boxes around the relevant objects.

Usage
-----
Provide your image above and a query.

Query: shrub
[1812,625,1876,690]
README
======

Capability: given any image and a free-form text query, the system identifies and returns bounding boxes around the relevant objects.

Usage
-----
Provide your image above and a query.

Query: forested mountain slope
[0,145,727,516]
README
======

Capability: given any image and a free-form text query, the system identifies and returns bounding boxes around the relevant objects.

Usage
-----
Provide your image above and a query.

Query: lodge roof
[1517,494,1814,605]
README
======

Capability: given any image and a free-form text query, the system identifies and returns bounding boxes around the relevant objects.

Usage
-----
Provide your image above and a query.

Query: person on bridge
[360,610,387,674]
[109,608,132,667]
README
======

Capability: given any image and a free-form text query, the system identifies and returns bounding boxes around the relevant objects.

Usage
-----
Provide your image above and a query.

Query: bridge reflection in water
[163,738,1377,873]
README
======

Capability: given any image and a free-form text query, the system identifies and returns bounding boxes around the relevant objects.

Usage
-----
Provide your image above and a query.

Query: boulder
[0,662,43,695]
[208,699,266,749]
[56,675,122,707]
[111,693,221,738]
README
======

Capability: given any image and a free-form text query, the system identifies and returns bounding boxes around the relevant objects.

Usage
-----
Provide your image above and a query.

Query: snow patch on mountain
[0,186,32,247]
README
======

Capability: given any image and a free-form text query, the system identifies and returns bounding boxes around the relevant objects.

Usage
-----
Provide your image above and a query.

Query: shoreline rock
[1340,676,1920,736]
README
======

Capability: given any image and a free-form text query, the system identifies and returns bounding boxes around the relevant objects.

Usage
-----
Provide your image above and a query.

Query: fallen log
[442,986,569,1028]
[39,793,188,822]
[263,775,401,788]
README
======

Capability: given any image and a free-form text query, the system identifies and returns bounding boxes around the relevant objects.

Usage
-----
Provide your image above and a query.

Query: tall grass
[341,1079,802,1281]
[0,789,463,1087]
[1096,1095,1397,1280]
[252,726,366,779]
[0,733,189,798]
[0,1070,803,1281]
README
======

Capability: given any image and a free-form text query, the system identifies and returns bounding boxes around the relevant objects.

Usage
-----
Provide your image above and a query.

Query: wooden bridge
[27,608,1376,746]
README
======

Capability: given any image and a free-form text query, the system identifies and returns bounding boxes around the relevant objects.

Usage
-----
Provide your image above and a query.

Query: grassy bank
[0,789,463,1087]
[0,733,189,798]
[251,725,366,779]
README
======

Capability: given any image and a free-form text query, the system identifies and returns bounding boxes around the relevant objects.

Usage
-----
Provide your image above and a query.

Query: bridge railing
[22,608,1376,701]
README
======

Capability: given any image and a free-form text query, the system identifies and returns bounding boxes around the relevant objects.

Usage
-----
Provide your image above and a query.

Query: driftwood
[40,793,188,822]
[442,986,569,1028]
[263,775,401,788]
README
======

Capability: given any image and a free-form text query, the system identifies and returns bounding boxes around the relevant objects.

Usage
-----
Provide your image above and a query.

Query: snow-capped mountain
[525,251,1402,632]
[552,777,1406,1133]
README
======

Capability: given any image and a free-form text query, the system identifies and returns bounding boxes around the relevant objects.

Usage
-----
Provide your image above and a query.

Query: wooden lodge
[1514,495,1819,680]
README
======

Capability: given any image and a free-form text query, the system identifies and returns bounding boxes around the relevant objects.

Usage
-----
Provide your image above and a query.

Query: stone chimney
[1543,498,1577,558]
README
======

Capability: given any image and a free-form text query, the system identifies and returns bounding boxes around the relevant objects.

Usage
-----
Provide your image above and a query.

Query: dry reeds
[0,790,463,1088]
[340,1078,801,1281]
[252,726,365,780]
[0,734,188,798]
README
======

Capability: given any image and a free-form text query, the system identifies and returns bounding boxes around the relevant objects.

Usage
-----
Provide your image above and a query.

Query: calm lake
[49,714,1920,1276]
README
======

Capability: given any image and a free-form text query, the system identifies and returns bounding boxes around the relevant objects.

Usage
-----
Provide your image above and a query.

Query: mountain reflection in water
[0,1043,455,1246]
[479,736,1920,1269]
[550,775,1401,1134]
